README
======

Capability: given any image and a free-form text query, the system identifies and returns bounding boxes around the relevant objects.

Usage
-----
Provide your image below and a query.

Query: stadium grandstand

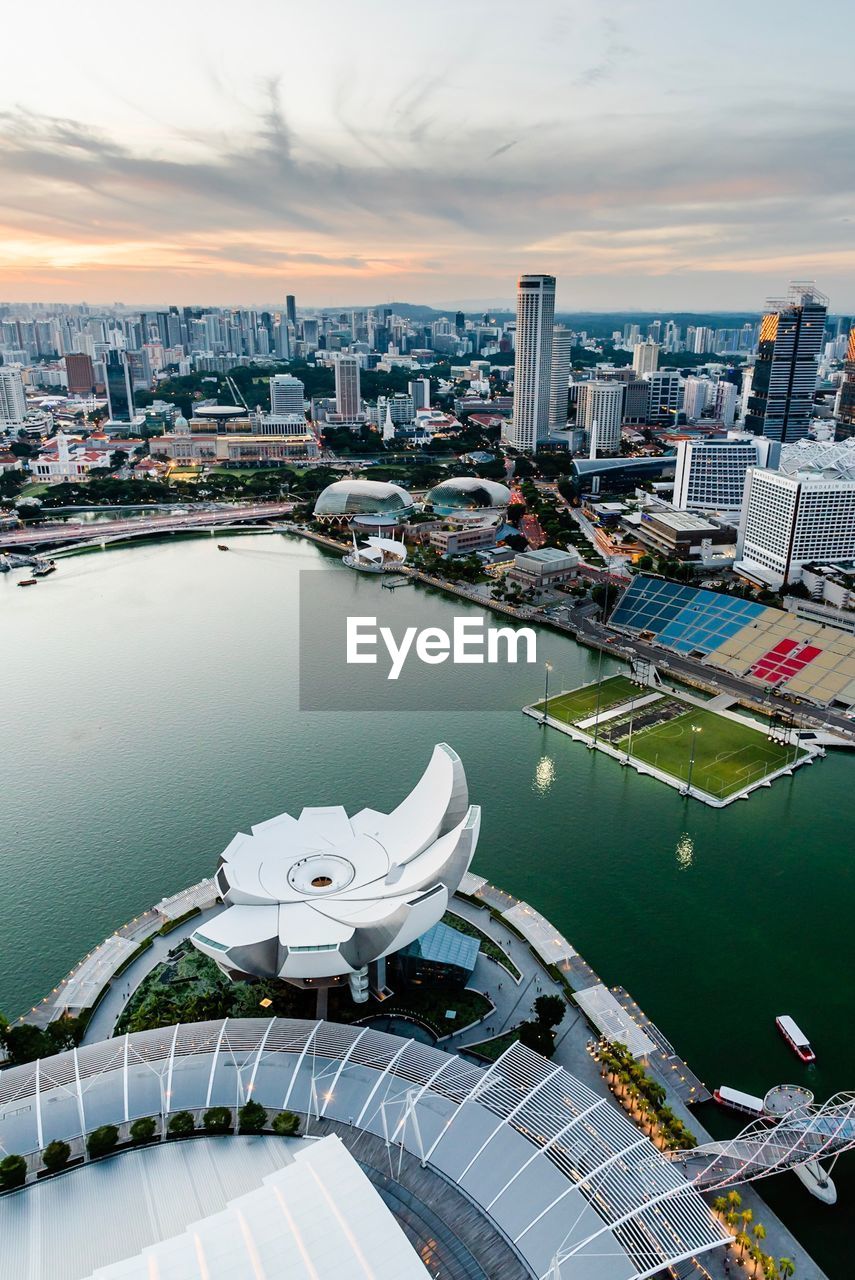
[610,576,855,709]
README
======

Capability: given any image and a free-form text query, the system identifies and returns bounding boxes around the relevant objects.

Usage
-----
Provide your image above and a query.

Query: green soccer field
[615,706,801,797]
[532,674,639,725]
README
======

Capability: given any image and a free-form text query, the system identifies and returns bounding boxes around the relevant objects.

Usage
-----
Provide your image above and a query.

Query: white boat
[793,1160,837,1204]
[714,1086,766,1119]
[776,1015,815,1063]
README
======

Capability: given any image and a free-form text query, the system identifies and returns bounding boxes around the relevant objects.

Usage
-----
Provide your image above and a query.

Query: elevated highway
[0,502,294,552]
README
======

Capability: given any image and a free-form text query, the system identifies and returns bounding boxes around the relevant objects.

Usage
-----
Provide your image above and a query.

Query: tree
[518,1020,555,1056]
[129,1116,157,1144]
[203,1106,232,1134]
[87,1125,119,1159]
[167,1110,195,1137]
[0,1154,27,1189]
[238,1100,268,1134]
[42,1139,72,1172]
[3,1023,47,1064]
[272,1110,300,1137]
[533,994,565,1029]
[778,1259,795,1279]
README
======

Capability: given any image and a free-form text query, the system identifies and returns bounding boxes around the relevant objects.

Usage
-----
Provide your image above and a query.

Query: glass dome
[314,478,415,520]
[427,477,511,516]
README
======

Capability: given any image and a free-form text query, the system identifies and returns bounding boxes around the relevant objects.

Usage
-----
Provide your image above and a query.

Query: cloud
[0,80,854,306]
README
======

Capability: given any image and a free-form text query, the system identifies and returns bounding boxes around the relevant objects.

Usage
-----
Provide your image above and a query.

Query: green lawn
[615,706,801,798]
[532,674,638,725]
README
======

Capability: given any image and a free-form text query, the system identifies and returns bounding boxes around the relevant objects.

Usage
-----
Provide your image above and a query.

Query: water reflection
[533,755,556,796]
[675,832,694,870]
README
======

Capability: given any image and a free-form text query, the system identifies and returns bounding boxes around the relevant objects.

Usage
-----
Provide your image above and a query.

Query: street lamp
[685,725,701,795]
[542,662,553,725]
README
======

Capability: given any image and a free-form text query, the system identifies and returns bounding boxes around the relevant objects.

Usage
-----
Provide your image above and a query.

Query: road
[0,502,295,550]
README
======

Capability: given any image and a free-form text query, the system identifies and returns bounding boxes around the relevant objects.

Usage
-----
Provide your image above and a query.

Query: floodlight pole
[624,689,637,763]
[685,725,701,795]
[542,661,552,725]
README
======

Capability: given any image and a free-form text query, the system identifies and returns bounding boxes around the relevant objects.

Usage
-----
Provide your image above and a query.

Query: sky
[1,0,853,311]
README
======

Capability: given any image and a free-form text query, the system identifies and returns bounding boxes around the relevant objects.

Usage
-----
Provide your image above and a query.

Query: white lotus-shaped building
[192,744,480,1001]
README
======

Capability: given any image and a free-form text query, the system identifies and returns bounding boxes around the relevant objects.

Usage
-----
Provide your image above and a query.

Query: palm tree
[727,1189,742,1213]
[753,1223,767,1248]
[735,1230,751,1263]
[778,1259,795,1280]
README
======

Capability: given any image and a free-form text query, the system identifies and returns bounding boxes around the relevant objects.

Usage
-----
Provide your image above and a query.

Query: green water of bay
[1,534,852,1275]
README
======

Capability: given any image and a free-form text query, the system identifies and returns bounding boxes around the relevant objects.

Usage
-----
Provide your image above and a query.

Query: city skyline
[1,0,854,308]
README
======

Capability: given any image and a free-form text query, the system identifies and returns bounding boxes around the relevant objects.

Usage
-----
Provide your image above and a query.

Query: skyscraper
[0,367,27,427]
[64,353,96,396]
[286,295,297,329]
[503,273,555,451]
[269,373,305,419]
[334,355,361,419]
[548,326,573,428]
[104,350,133,422]
[632,340,659,376]
[576,381,624,455]
[835,326,855,438]
[745,282,828,442]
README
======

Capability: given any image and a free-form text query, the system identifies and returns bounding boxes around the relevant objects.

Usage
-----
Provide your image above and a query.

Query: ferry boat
[714,1085,766,1119]
[17,578,37,587]
[776,1015,816,1063]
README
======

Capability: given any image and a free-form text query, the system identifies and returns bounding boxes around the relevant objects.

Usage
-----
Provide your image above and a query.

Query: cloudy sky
[1,0,852,310]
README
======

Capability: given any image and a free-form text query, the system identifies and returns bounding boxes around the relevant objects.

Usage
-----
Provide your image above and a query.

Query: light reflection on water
[533,755,555,795]
[675,832,694,870]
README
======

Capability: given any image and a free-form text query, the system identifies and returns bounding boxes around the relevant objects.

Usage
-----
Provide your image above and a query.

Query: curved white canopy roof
[193,744,479,981]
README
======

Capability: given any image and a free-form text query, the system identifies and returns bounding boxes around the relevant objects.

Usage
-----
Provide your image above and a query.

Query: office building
[673,435,778,512]
[683,376,714,421]
[502,273,555,451]
[835,326,855,437]
[104,349,134,422]
[334,354,361,419]
[548,325,574,427]
[409,376,431,412]
[508,545,580,594]
[64,352,96,396]
[285,295,297,328]
[632,339,659,376]
[0,366,27,427]
[645,371,682,425]
[736,447,855,586]
[634,509,735,562]
[429,525,497,556]
[715,380,738,427]
[577,380,624,454]
[269,373,305,419]
[745,282,828,441]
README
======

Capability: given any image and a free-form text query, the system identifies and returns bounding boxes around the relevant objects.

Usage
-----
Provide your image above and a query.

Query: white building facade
[736,467,855,585]
[334,354,362,419]
[548,325,573,428]
[674,435,778,512]
[576,380,624,454]
[503,274,555,451]
[632,339,660,376]
[0,367,27,427]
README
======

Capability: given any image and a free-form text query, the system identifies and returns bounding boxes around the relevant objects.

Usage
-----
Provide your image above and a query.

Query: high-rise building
[673,435,778,512]
[576,381,624,455]
[835,326,855,438]
[269,373,305,419]
[502,274,555,451]
[104,350,134,422]
[714,380,738,427]
[632,339,659,376]
[548,326,573,428]
[334,355,361,419]
[683,376,714,421]
[64,353,95,396]
[286,295,297,329]
[736,449,855,585]
[0,367,27,427]
[644,371,682,425]
[408,377,431,413]
[745,282,828,442]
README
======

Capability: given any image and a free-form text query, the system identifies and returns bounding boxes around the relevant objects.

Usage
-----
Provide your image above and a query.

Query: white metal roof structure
[85,1135,427,1280]
[0,1018,728,1280]
[502,901,577,965]
[192,744,479,998]
[574,986,657,1060]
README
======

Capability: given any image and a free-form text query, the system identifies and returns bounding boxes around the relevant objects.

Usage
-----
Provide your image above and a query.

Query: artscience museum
[191,744,479,1001]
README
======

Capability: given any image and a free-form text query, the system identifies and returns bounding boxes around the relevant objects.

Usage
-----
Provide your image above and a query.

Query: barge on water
[776,1014,816,1063]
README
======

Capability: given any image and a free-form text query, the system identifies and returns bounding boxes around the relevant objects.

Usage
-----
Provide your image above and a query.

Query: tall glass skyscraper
[104,350,133,422]
[503,273,555,451]
[745,282,827,442]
